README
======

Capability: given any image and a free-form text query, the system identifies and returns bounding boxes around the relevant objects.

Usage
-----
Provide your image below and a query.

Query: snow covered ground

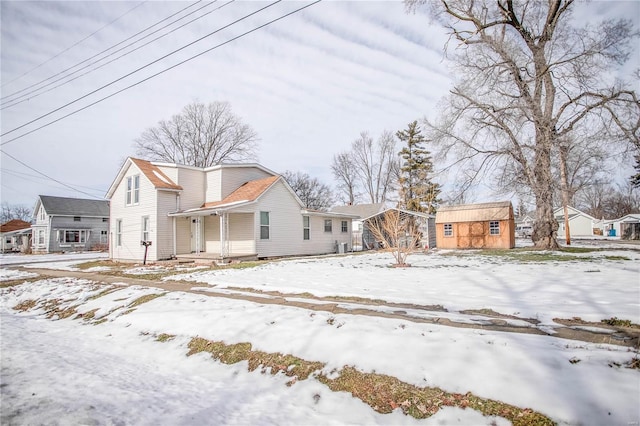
[1,246,639,425]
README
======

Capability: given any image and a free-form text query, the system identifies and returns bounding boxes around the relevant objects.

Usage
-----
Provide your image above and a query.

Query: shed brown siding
[435,202,515,249]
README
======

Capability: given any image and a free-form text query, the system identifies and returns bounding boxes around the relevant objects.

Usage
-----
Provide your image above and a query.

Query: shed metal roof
[435,201,512,223]
[330,203,385,219]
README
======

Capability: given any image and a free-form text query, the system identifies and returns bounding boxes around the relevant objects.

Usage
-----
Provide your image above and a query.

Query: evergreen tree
[396,121,441,214]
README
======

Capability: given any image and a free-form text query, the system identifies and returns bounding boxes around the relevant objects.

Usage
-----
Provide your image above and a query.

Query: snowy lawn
[1,245,639,425]
[168,248,640,326]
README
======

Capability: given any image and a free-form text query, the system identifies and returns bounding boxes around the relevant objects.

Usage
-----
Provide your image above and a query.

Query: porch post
[172,216,176,257]
[219,213,226,260]
[196,217,201,255]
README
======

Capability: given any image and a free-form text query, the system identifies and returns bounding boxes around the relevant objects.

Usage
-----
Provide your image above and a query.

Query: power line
[1,150,103,199]
[1,1,212,107]
[0,0,323,147]
[1,1,148,89]
[1,0,278,137]
[1,167,106,193]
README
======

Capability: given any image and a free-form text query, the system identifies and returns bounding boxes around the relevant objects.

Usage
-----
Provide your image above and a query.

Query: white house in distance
[553,206,602,238]
[604,213,640,239]
[106,158,355,263]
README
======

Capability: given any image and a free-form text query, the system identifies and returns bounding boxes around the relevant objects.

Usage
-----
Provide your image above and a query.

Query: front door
[190,217,205,253]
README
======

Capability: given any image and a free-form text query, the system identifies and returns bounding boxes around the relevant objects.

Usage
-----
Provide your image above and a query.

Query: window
[74,216,81,222]
[490,221,500,235]
[324,219,332,233]
[444,223,453,237]
[116,219,122,246]
[5,237,12,244]
[126,175,140,205]
[260,211,270,240]
[100,230,108,244]
[60,230,87,244]
[303,216,310,240]
[37,229,45,245]
[142,216,150,242]
[38,207,46,221]
[341,220,348,233]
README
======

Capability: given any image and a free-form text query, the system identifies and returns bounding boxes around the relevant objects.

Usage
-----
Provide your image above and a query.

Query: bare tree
[365,209,421,267]
[350,131,399,204]
[134,101,258,167]
[603,182,640,218]
[1,202,32,223]
[331,151,359,205]
[282,171,334,211]
[407,0,640,249]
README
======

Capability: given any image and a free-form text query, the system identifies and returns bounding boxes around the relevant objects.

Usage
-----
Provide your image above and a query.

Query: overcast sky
[1,0,638,209]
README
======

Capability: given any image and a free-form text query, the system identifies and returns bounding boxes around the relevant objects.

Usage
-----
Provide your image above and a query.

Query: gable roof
[361,207,433,222]
[435,201,512,223]
[553,206,596,221]
[38,195,109,217]
[106,157,183,199]
[201,175,280,209]
[0,219,31,233]
[331,203,385,219]
[130,158,183,191]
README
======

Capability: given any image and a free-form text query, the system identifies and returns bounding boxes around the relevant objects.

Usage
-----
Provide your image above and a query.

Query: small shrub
[156,333,176,342]
[601,317,633,327]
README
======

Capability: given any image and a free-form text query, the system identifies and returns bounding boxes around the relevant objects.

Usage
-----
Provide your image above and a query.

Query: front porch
[171,210,258,261]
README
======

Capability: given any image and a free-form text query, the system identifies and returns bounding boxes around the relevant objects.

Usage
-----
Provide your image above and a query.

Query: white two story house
[106,158,355,262]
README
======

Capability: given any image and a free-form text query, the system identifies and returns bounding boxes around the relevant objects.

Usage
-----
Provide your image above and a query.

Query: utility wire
[2,167,106,193]
[0,0,322,147]
[1,0,277,137]
[1,1,211,106]
[1,1,148,89]
[1,150,104,199]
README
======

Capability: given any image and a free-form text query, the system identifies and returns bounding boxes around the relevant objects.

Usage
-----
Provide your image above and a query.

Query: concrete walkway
[16,267,640,348]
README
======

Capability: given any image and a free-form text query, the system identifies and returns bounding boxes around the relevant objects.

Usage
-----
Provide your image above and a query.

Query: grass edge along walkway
[185,336,555,426]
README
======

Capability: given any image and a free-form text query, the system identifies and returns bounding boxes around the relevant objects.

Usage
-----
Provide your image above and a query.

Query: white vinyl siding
[111,163,158,261]
[205,165,271,202]
[255,182,351,257]
[220,167,271,200]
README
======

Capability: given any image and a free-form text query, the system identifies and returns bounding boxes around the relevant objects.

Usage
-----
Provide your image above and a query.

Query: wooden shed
[435,201,515,249]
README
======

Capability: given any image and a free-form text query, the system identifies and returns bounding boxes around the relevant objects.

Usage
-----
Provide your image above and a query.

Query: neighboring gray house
[31,195,110,253]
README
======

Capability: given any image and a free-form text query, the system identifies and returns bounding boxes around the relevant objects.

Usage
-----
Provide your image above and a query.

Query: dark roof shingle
[39,195,110,216]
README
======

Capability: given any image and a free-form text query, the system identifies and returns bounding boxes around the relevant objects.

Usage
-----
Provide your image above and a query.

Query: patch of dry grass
[87,286,121,300]
[128,293,165,308]
[186,337,553,424]
[187,337,324,385]
[156,333,176,342]
[13,299,37,311]
[317,366,554,425]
